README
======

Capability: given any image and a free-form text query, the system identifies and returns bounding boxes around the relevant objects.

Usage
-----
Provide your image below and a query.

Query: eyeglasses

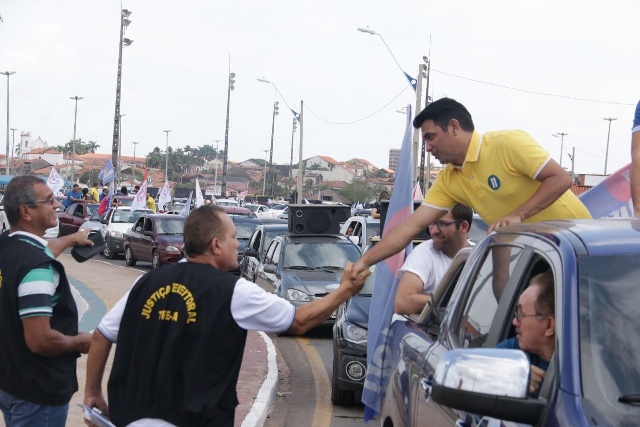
[428,219,462,232]
[26,196,56,207]
[514,306,546,322]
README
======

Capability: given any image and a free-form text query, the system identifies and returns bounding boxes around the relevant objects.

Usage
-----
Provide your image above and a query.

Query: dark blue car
[381,219,640,426]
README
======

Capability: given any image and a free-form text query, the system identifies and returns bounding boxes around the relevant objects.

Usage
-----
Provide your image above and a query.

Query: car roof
[279,234,355,244]
[261,223,289,230]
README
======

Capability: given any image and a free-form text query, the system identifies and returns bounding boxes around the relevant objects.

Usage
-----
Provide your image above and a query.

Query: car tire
[103,242,115,259]
[125,247,137,266]
[331,349,355,406]
[152,249,161,269]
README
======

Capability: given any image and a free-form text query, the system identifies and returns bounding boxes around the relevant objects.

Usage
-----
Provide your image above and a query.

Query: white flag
[195,179,204,208]
[158,181,172,211]
[210,195,217,205]
[130,180,148,212]
[180,192,193,216]
[47,167,65,195]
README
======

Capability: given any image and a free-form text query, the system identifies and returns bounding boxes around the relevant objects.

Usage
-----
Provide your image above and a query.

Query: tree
[339,178,378,203]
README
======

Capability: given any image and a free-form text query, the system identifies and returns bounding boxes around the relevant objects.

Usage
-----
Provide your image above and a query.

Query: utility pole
[131,141,139,187]
[213,139,221,195]
[10,127,17,173]
[289,117,297,194]
[163,130,171,183]
[262,149,268,195]
[568,147,576,182]
[267,100,279,197]
[222,58,235,198]
[553,132,568,168]
[603,117,617,175]
[1,71,15,176]
[70,96,83,183]
[297,101,304,204]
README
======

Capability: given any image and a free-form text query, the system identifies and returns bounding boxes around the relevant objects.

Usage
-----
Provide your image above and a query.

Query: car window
[283,241,360,269]
[157,219,184,234]
[456,245,523,348]
[133,217,145,232]
[112,210,131,223]
[366,223,380,241]
[249,229,262,252]
[264,240,278,265]
[128,210,147,223]
[89,209,102,221]
[271,241,282,266]
[264,230,284,254]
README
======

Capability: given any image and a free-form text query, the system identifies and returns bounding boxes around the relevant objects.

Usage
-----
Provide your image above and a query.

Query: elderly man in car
[498,271,555,396]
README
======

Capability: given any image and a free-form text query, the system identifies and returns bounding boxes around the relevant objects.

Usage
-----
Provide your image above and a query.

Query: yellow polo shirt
[424,130,591,224]
[88,187,100,203]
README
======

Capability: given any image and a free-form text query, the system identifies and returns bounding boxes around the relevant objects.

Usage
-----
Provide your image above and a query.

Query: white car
[81,206,154,259]
[339,216,381,253]
[243,203,281,219]
[215,199,239,207]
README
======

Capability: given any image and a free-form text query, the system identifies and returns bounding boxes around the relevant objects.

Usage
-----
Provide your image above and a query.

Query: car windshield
[235,221,259,239]
[112,210,148,223]
[87,204,99,215]
[244,204,260,212]
[156,218,185,235]
[578,255,640,426]
[283,241,361,269]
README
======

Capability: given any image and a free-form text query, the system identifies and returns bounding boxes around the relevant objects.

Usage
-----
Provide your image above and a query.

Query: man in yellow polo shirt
[351,97,590,283]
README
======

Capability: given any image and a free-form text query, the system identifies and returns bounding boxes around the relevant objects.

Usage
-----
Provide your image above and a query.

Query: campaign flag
[105,180,115,210]
[578,163,633,218]
[412,181,424,201]
[158,181,172,212]
[130,170,148,212]
[404,71,417,92]
[362,104,415,421]
[47,167,65,195]
[97,159,115,185]
[237,190,248,202]
[180,192,193,216]
[210,195,217,205]
[195,179,205,208]
[291,109,300,121]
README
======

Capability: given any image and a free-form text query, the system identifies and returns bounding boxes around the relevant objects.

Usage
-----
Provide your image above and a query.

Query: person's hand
[77,331,92,354]
[350,259,371,286]
[83,392,110,426]
[529,365,546,395]
[488,213,523,233]
[340,262,368,296]
[74,229,95,247]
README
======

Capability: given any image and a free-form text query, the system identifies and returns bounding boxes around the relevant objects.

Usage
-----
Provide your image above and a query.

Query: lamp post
[262,149,268,195]
[111,7,133,185]
[2,71,16,175]
[289,117,297,193]
[131,141,139,187]
[10,127,17,173]
[603,117,617,175]
[163,130,171,182]
[69,96,83,183]
[213,139,221,195]
[222,61,235,198]
[552,133,568,168]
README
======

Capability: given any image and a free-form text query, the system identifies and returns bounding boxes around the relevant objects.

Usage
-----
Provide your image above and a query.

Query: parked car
[220,205,257,218]
[215,198,239,207]
[243,203,281,219]
[57,202,99,236]
[339,216,380,252]
[240,223,289,281]
[381,218,640,427]
[123,214,185,268]
[228,215,261,273]
[81,206,154,259]
[255,234,361,326]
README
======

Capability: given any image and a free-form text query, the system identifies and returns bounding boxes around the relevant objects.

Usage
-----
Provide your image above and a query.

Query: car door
[137,217,154,262]
[128,217,145,256]
[255,239,279,288]
[243,227,263,280]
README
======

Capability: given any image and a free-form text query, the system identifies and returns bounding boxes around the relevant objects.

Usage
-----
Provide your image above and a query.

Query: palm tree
[87,140,100,153]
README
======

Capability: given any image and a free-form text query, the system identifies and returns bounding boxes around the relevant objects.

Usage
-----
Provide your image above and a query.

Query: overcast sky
[1,0,638,175]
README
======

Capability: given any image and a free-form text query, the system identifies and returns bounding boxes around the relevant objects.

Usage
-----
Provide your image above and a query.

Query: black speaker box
[379,200,430,239]
[288,204,351,235]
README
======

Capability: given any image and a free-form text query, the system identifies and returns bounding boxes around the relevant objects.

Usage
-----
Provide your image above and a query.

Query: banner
[180,192,193,216]
[97,159,115,185]
[195,179,204,208]
[158,181,172,212]
[47,167,65,195]
[362,104,415,420]
[237,190,248,201]
[130,170,148,212]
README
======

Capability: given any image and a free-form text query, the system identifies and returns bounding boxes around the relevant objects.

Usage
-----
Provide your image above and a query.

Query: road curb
[241,331,278,427]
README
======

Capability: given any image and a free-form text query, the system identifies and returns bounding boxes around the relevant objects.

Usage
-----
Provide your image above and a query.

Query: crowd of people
[0,97,638,426]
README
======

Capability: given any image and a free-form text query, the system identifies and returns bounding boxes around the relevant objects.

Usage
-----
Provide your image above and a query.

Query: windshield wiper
[319,265,342,270]
[286,265,315,270]
[618,394,640,405]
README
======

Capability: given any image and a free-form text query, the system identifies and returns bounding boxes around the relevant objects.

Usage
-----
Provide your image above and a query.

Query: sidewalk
[58,254,277,427]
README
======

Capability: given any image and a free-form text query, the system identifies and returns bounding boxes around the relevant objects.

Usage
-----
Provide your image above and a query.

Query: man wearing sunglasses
[0,175,94,426]
[498,271,555,397]
[395,204,472,315]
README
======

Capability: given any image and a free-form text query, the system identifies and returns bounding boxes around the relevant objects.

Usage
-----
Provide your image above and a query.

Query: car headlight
[166,245,181,253]
[343,321,368,344]
[287,288,310,302]
[109,230,124,239]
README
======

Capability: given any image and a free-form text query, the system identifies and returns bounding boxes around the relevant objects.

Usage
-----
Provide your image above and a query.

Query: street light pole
[603,117,617,175]
[111,8,133,185]
[213,139,221,195]
[552,133,568,168]
[262,149,268,195]
[10,127,17,173]
[131,141,139,187]
[69,96,83,183]
[163,130,171,183]
[222,58,236,198]
[289,117,297,194]
[2,71,16,175]
[267,100,280,197]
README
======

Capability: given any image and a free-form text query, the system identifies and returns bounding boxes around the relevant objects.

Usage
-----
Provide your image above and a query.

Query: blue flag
[97,159,115,185]
[578,163,632,218]
[403,72,417,92]
[291,109,300,121]
[362,104,415,421]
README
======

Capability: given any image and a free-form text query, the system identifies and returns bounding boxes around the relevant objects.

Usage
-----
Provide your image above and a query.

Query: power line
[432,69,634,106]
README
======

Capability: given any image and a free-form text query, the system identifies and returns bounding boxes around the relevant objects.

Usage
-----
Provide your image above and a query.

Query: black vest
[108,262,247,427]
[0,232,80,405]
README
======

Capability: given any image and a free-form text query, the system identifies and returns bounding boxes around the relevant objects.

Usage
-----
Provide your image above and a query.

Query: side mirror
[143,231,153,237]
[431,349,545,425]
[244,249,259,259]
[348,236,359,245]
[263,264,277,274]
[100,218,108,224]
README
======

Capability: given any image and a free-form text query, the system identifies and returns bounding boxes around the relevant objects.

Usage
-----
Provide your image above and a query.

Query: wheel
[125,246,137,266]
[331,348,355,406]
[103,241,115,259]
[152,249,161,269]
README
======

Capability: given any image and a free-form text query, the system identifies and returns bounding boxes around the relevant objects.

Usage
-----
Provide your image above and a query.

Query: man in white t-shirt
[84,205,366,427]
[394,204,473,315]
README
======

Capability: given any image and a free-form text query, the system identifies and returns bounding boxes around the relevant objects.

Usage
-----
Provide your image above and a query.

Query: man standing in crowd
[88,181,100,203]
[0,175,94,426]
[99,187,109,203]
[64,183,84,208]
[352,98,590,283]
[84,205,366,426]
[630,99,640,217]
[395,204,472,315]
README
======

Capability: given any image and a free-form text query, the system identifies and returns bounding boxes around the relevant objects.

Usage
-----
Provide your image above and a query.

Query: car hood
[156,234,184,246]
[110,222,134,233]
[345,294,371,329]
[284,269,342,298]
[82,220,102,231]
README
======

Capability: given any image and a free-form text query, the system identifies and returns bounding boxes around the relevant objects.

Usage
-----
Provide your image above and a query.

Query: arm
[22,316,91,356]
[289,263,366,334]
[47,229,94,257]
[84,330,112,415]
[394,271,429,315]
[631,132,640,217]
[488,159,572,232]
[370,207,380,219]
[351,205,445,282]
